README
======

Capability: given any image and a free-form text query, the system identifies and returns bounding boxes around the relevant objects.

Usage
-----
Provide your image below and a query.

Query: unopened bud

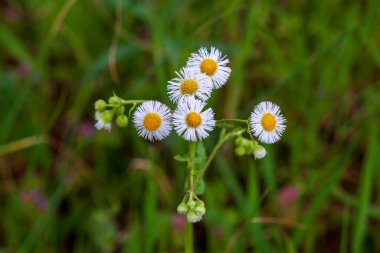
[235,146,245,156]
[116,115,128,127]
[95,99,107,111]
[187,199,196,208]
[187,209,202,223]
[253,143,266,159]
[108,96,120,106]
[177,201,188,215]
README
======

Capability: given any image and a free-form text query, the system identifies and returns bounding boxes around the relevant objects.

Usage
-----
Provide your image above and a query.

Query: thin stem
[121,100,147,105]
[194,129,226,185]
[185,222,194,253]
[184,141,197,253]
[188,141,197,191]
[216,118,248,124]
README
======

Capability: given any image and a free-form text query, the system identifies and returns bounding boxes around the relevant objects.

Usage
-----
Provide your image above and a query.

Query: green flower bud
[235,137,244,146]
[114,105,125,115]
[187,209,202,223]
[101,110,114,124]
[242,139,254,151]
[94,99,107,111]
[195,201,206,216]
[235,146,245,156]
[116,115,128,127]
[187,199,196,209]
[177,201,189,215]
[108,96,120,106]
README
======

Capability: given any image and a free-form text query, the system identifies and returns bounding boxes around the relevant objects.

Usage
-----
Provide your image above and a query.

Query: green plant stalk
[216,119,248,124]
[185,141,197,253]
[185,221,194,253]
[195,129,226,186]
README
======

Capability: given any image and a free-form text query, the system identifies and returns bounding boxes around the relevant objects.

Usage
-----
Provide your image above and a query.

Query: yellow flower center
[186,112,202,128]
[180,79,199,95]
[143,113,162,131]
[261,113,277,131]
[200,59,217,76]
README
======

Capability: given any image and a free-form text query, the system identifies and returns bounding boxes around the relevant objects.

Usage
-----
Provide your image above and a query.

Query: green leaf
[194,179,206,195]
[195,142,206,172]
[173,154,189,163]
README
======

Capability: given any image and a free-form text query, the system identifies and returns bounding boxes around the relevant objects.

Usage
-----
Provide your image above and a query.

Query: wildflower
[172,98,215,141]
[168,67,212,103]
[186,47,231,89]
[95,111,113,131]
[133,101,172,141]
[250,101,286,144]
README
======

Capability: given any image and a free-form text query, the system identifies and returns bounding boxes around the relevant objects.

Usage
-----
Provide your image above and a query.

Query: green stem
[185,141,197,253]
[216,118,248,124]
[194,129,226,186]
[188,141,197,191]
[185,222,194,253]
[121,99,147,105]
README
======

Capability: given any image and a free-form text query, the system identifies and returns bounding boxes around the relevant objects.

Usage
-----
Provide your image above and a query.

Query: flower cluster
[132,47,231,142]
[177,194,206,223]
[93,46,287,223]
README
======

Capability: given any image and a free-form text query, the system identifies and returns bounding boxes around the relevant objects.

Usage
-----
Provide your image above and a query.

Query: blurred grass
[1,0,380,252]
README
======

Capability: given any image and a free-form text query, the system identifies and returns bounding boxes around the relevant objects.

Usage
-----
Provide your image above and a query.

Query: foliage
[0,0,380,252]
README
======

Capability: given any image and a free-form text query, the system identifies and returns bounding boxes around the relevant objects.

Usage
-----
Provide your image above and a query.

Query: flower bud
[235,137,244,146]
[242,139,254,151]
[114,105,125,115]
[94,99,107,111]
[235,146,245,156]
[108,96,120,106]
[177,201,188,215]
[99,110,114,124]
[116,115,128,127]
[187,199,196,208]
[187,209,202,223]
[253,143,266,159]
[195,201,206,216]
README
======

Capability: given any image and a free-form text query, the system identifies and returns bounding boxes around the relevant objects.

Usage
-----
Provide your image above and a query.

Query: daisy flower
[95,111,112,131]
[186,47,231,89]
[133,101,172,142]
[250,101,286,144]
[167,67,212,103]
[173,98,215,141]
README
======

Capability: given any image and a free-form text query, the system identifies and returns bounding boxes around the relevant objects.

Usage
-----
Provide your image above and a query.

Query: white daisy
[250,101,286,144]
[95,111,112,131]
[133,101,172,142]
[167,67,212,103]
[186,47,231,89]
[173,98,215,141]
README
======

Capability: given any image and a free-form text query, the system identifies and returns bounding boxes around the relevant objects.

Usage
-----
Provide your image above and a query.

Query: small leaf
[195,179,206,195]
[173,154,189,162]
[195,142,206,172]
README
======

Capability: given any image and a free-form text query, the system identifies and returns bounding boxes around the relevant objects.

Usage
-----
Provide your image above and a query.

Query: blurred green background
[1,0,380,252]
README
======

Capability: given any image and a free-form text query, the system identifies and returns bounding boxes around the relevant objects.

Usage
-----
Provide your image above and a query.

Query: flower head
[250,101,286,144]
[186,47,231,89]
[168,67,213,103]
[173,98,215,141]
[95,111,112,131]
[133,101,172,141]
